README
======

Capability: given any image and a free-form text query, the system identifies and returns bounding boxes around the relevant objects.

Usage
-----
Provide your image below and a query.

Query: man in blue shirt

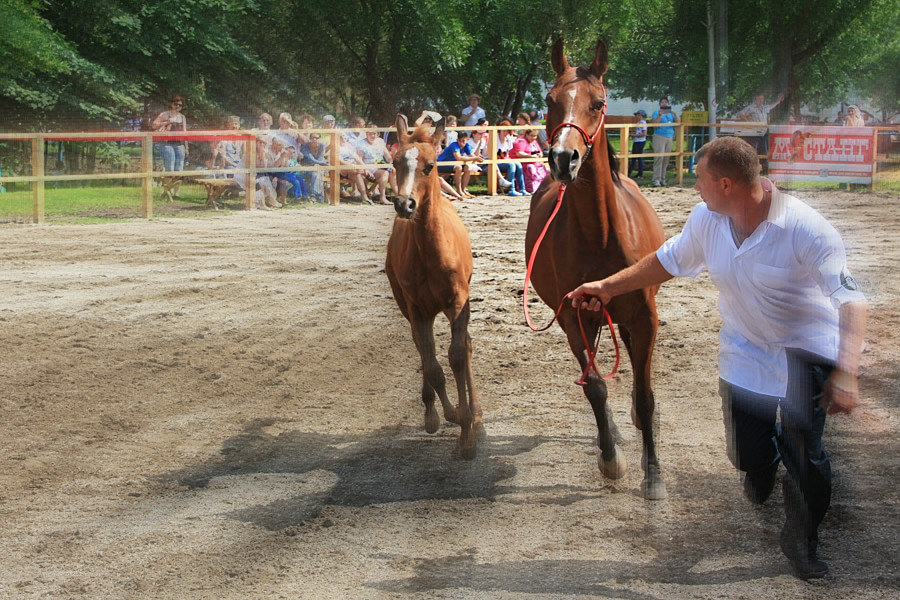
[650,97,680,187]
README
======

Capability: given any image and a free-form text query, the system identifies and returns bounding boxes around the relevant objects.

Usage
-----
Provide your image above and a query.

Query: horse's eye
[423,161,434,175]
[592,100,606,111]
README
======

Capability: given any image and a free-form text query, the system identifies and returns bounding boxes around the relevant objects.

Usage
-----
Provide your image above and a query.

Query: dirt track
[0,187,897,599]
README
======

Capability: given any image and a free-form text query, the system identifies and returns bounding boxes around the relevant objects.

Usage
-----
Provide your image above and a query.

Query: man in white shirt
[569,136,867,580]
[461,94,486,127]
[737,92,784,167]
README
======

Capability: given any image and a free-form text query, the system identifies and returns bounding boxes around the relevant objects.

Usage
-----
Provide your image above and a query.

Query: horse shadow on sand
[159,417,571,531]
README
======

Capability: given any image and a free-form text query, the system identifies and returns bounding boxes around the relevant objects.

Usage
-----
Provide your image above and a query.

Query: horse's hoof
[473,421,486,439]
[459,441,477,461]
[443,407,459,425]
[598,445,627,479]
[641,478,668,501]
[424,407,440,434]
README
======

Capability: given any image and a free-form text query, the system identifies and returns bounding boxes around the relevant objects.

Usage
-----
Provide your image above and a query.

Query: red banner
[768,126,874,184]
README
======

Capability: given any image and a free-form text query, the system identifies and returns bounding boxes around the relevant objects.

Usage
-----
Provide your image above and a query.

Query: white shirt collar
[761,177,786,229]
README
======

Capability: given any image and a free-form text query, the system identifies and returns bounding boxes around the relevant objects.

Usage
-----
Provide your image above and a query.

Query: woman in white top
[496,119,525,196]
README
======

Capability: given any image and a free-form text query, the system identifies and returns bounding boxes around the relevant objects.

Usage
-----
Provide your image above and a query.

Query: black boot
[742,463,778,504]
[780,475,829,579]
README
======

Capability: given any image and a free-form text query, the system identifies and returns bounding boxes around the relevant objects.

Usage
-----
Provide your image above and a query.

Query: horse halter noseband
[547,92,608,160]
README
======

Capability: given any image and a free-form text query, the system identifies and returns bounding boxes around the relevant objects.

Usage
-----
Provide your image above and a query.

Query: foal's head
[545,38,610,183]
[392,114,445,219]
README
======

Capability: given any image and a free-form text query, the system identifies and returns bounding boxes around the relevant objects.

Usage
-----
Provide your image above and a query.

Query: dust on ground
[0,187,897,599]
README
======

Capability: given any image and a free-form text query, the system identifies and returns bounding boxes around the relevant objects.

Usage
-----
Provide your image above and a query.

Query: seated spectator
[513,129,549,193]
[257,112,274,131]
[297,113,315,144]
[356,128,394,205]
[437,130,482,199]
[349,115,367,146]
[268,136,307,204]
[208,115,242,177]
[338,132,374,204]
[529,109,550,155]
[844,105,866,127]
[221,115,244,170]
[275,112,304,152]
[496,118,525,196]
[233,137,279,210]
[469,129,489,169]
[300,132,328,203]
[444,114,459,147]
[320,114,336,150]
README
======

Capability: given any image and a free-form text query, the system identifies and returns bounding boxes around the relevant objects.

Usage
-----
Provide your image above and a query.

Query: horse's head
[545,38,609,183]
[392,114,445,219]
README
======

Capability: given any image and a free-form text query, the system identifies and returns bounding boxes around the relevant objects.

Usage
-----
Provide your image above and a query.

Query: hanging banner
[768,126,874,184]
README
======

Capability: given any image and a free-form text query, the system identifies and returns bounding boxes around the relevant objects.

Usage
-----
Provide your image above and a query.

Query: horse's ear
[551,38,569,76]
[590,39,609,79]
[431,119,446,146]
[395,113,409,139]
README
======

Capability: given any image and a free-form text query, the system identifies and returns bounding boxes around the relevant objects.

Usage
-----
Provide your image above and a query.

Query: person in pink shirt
[512,129,549,193]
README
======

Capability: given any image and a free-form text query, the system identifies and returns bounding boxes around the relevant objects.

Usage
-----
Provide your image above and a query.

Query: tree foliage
[0,0,895,131]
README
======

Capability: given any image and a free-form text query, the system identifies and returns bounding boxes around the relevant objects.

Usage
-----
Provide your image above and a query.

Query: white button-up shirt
[657,180,865,397]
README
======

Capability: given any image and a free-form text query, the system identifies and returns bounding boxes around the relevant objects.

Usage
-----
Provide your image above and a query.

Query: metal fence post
[32,135,45,223]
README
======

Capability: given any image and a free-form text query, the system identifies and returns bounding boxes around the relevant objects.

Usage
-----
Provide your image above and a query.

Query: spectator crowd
[152,92,882,208]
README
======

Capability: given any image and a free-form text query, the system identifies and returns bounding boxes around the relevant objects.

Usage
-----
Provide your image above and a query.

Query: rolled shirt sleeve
[656,204,708,278]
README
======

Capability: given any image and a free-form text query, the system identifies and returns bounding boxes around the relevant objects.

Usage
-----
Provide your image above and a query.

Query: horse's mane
[606,141,620,184]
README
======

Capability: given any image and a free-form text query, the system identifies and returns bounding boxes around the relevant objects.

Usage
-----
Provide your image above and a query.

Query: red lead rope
[523,184,620,386]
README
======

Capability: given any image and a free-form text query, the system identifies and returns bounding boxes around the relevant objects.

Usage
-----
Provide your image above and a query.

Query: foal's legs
[411,314,459,433]
[448,301,480,460]
[621,317,667,500]
[560,313,625,479]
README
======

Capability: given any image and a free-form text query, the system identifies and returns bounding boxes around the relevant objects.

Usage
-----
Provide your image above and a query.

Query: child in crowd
[437,130,482,199]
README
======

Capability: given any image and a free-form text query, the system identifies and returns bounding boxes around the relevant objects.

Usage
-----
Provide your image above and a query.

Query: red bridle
[547,100,607,157]
[523,100,619,386]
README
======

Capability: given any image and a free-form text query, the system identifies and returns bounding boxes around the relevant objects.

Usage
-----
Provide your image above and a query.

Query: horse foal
[385,115,483,459]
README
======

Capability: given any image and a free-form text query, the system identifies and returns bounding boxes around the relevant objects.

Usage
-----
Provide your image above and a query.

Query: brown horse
[385,114,482,459]
[525,39,668,499]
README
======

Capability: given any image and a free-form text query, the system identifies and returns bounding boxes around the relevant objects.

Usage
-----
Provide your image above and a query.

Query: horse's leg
[448,301,478,460]
[411,313,459,432]
[621,316,667,500]
[559,313,626,480]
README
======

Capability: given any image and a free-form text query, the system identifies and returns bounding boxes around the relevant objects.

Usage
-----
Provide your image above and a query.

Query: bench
[194,178,241,210]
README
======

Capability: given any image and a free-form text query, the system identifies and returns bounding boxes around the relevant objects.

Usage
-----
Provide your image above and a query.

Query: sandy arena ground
[0,186,897,599]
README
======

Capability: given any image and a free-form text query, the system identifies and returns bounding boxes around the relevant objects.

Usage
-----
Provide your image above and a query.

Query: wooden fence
[0,123,896,222]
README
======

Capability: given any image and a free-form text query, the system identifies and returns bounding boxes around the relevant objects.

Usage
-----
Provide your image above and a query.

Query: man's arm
[769,92,785,110]
[570,252,674,311]
[825,300,868,415]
